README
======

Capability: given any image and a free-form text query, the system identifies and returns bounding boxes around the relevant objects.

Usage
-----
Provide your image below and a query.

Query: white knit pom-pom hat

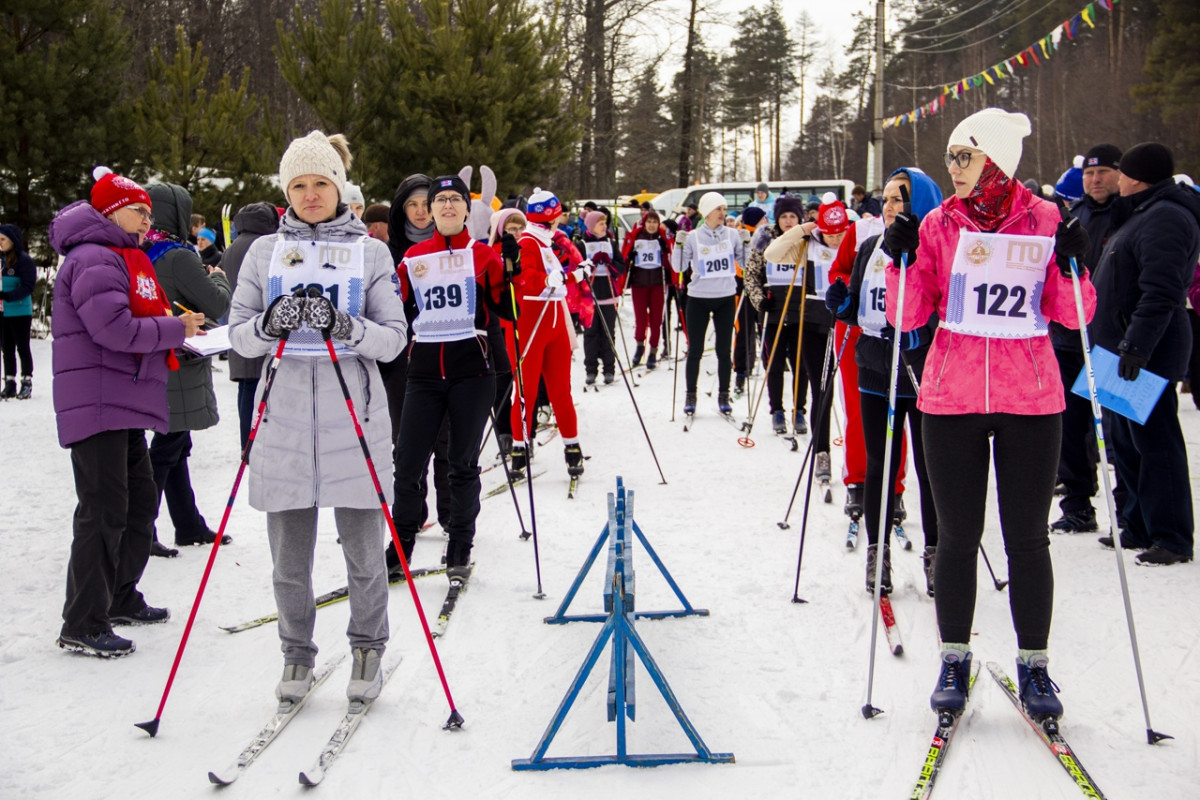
[948,108,1032,179]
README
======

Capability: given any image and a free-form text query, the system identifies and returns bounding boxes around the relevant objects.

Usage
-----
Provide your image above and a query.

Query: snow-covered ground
[3,330,1198,799]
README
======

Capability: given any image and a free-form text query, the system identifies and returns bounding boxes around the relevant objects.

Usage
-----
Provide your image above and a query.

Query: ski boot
[793,412,808,435]
[734,372,746,396]
[564,443,585,477]
[844,484,863,549]
[865,543,892,595]
[0,378,14,399]
[646,350,657,371]
[930,646,973,719]
[510,444,529,476]
[632,343,645,367]
[892,494,912,550]
[816,451,833,503]
[347,648,383,705]
[276,663,314,710]
[717,391,733,416]
[683,392,697,416]
[497,433,513,459]
[772,410,787,434]
[585,371,597,387]
[1017,653,1063,724]
[16,377,31,400]
[922,546,936,598]
[445,541,472,584]
[603,371,615,385]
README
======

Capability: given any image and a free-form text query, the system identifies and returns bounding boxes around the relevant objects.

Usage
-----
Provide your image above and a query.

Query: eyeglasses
[431,195,467,207]
[125,206,154,224]
[944,150,978,170]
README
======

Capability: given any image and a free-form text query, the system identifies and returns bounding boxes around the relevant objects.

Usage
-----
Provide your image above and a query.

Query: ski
[775,431,799,451]
[986,662,1108,799]
[880,594,903,656]
[682,412,695,432]
[536,426,560,447]
[484,468,548,499]
[207,655,345,785]
[567,475,580,499]
[846,522,859,549]
[221,567,448,633]
[907,660,982,800]
[820,478,833,503]
[296,658,402,787]
[432,565,474,639]
[895,523,913,551]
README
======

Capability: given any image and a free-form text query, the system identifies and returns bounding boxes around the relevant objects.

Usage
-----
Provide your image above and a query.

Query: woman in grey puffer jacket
[228,131,407,708]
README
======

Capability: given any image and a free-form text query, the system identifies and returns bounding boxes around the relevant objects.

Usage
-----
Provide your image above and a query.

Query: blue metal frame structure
[512,478,733,771]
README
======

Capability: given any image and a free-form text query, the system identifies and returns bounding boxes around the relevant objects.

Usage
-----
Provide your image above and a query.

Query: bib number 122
[973,282,1027,318]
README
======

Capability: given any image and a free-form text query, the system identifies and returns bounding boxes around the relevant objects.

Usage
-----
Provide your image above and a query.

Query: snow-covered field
[2,330,1198,799]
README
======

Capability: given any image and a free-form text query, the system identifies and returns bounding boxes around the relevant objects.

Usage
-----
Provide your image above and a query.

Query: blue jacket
[0,224,37,317]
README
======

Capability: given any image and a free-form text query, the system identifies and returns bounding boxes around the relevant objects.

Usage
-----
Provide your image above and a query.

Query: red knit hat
[90,167,151,216]
[816,192,849,235]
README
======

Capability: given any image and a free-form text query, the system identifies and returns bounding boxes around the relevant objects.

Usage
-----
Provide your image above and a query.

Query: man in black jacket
[1050,144,1123,533]
[1091,142,1200,565]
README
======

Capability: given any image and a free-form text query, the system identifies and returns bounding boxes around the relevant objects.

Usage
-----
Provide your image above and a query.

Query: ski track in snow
[2,332,1198,798]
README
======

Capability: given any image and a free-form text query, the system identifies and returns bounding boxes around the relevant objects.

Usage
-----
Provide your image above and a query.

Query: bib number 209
[973,282,1027,318]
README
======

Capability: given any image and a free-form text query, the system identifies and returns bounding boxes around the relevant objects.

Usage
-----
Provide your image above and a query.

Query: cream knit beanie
[698,191,727,220]
[279,130,352,200]
[948,108,1031,179]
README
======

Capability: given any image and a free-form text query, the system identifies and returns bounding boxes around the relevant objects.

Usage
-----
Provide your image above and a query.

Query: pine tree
[0,0,136,239]
[132,27,281,216]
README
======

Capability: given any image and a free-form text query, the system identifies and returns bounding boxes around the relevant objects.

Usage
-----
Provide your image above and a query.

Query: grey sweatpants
[267,507,389,667]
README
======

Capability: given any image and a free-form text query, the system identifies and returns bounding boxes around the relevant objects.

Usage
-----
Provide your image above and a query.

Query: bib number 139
[423,284,463,310]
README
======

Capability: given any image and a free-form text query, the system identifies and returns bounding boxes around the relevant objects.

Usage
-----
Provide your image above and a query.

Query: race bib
[943,231,1050,339]
[809,244,836,300]
[694,238,734,280]
[538,244,565,300]
[632,239,661,269]
[765,258,796,287]
[857,238,890,337]
[405,248,478,343]
[584,240,612,277]
[267,235,365,357]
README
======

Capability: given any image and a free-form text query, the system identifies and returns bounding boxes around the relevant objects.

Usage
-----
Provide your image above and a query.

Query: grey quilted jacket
[228,208,407,512]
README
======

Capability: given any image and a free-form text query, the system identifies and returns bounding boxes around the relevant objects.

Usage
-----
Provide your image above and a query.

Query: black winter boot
[0,378,15,399]
[16,377,31,400]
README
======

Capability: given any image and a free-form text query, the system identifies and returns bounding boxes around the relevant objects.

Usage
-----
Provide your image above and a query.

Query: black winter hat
[774,195,804,221]
[1083,143,1121,170]
[428,175,472,209]
[1119,142,1174,185]
[740,206,766,228]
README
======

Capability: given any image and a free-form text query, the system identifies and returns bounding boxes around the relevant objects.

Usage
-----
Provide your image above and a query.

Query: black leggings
[1,315,33,377]
[684,294,735,393]
[859,392,936,549]
[923,412,1060,651]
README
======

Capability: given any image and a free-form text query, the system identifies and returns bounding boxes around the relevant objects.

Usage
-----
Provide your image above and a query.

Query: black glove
[825,278,850,315]
[883,212,919,265]
[500,233,521,274]
[1117,345,1147,381]
[303,292,356,341]
[880,324,927,351]
[262,294,304,338]
[1053,215,1090,277]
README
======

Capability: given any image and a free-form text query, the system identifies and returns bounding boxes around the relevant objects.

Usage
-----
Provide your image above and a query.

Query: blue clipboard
[1071,345,1168,425]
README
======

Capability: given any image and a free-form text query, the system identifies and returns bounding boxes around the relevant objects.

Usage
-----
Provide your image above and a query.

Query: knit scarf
[963,157,1018,232]
[108,246,179,371]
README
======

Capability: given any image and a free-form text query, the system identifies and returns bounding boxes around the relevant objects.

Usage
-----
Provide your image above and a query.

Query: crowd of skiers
[39,106,1200,730]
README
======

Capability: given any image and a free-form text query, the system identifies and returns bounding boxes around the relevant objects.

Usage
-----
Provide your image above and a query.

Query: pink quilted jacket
[885,186,1097,415]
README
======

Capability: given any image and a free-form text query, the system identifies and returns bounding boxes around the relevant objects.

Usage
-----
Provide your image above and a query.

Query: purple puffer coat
[49,201,186,448]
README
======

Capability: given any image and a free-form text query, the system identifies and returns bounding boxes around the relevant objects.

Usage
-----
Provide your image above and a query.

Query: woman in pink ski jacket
[883,108,1095,725]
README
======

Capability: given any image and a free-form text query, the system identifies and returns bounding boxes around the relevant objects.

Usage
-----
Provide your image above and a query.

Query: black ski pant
[799,325,834,452]
[685,294,735,394]
[733,295,756,379]
[62,430,156,636]
[924,412,1059,651]
[149,430,210,543]
[763,319,799,415]
[584,302,618,377]
[860,392,936,549]
[1053,347,1099,516]
[1189,309,1200,410]
[236,377,259,453]
[1108,389,1194,558]
[392,373,495,566]
[0,314,33,377]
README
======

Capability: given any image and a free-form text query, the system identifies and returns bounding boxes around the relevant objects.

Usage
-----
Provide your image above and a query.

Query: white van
[675,179,855,217]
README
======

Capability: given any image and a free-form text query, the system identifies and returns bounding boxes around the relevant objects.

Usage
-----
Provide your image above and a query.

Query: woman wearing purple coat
[50,167,205,659]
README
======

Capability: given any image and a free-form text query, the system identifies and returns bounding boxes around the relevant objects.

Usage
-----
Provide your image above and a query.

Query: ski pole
[584,273,668,485]
[137,294,300,738]
[609,277,639,384]
[508,272,546,600]
[788,270,810,435]
[779,325,851,530]
[488,406,533,539]
[863,188,912,721]
[316,322,464,729]
[741,237,809,446]
[1056,203,1170,744]
[788,326,843,604]
[670,302,683,421]
[978,543,1009,591]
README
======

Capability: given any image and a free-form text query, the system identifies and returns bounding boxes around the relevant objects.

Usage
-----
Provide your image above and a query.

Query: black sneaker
[176,529,232,547]
[58,630,135,658]
[111,605,171,626]
[1134,545,1192,566]
[1098,534,1139,550]
[150,540,179,558]
[1049,510,1098,533]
